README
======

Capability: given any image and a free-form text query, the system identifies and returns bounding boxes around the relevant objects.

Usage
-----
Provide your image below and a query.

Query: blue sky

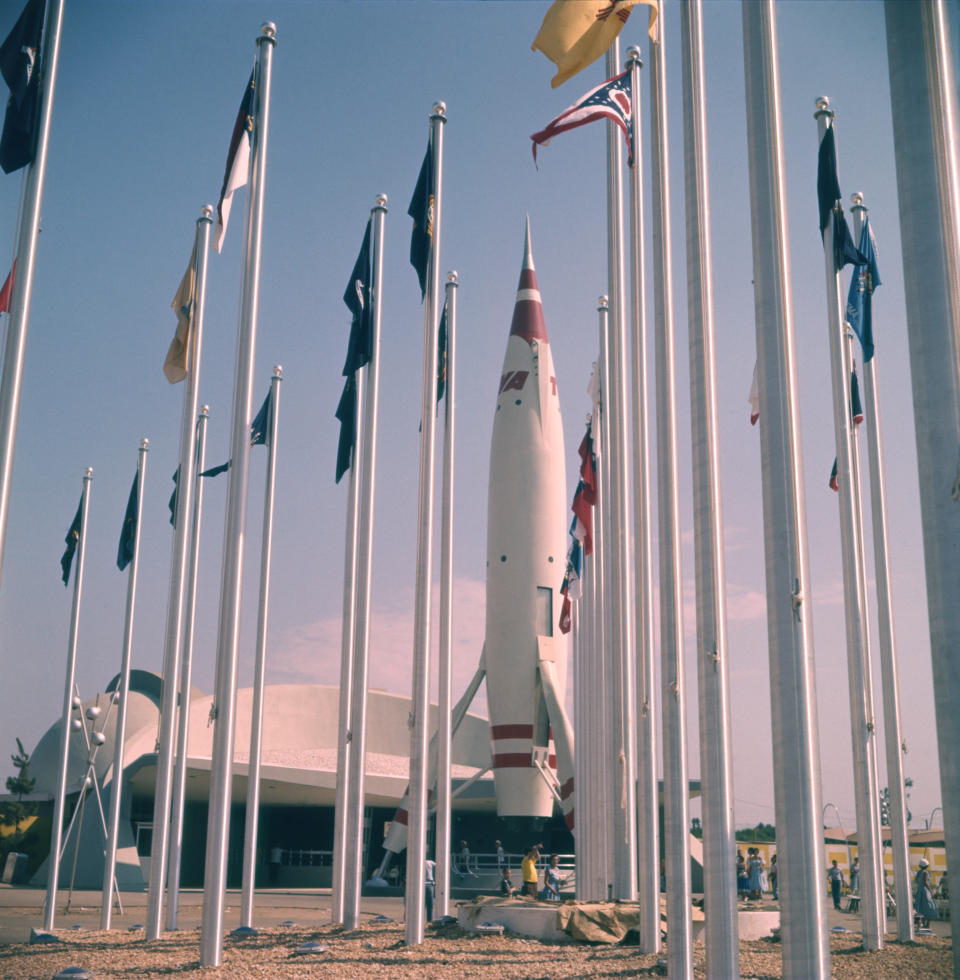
[0,0,944,834]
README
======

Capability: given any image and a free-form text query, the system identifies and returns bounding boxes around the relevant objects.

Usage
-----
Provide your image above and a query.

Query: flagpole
[0,0,66,590]
[101,439,149,930]
[741,3,829,975]
[676,3,739,971]
[884,9,960,976]
[603,40,637,904]
[342,194,387,930]
[596,297,615,896]
[166,404,210,931]
[43,466,92,932]
[240,366,282,928]
[813,100,883,952]
[436,269,457,920]
[146,205,214,941]
[849,195,913,943]
[200,22,276,967]
[331,364,363,924]
[406,102,445,948]
[624,44,658,950]
[648,26,693,978]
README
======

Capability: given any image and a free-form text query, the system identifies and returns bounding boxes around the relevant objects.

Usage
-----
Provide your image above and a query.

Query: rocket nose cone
[510,218,549,344]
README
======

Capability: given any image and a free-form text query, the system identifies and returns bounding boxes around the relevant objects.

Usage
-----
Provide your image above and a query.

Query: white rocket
[374,221,575,873]
[483,219,575,827]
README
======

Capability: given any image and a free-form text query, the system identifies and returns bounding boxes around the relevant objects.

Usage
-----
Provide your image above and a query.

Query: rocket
[372,221,574,876]
[483,219,575,827]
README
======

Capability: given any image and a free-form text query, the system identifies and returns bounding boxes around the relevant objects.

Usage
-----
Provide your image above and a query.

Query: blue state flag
[0,0,44,174]
[334,374,357,484]
[117,472,139,571]
[60,497,82,586]
[250,391,271,447]
[342,218,373,375]
[408,137,434,300]
[845,217,881,363]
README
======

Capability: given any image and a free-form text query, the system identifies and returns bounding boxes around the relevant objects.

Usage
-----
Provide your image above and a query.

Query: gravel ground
[0,918,952,979]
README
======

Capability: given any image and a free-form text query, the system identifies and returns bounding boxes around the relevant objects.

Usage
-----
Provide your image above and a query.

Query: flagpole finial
[273,365,283,379]
[447,270,458,285]
[84,467,93,478]
[260,21,277,42]
[598,295,609,310]
[200,404,210,417]
[850,191,866,213]
[626,45,642,68]
[375,193,388,210]
[200,204,214,223]
[814,95,833,120]
[432,101,447,121]
[140,438,150,450]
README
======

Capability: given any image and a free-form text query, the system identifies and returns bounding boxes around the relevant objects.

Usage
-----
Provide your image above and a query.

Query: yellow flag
[163,245,197,384]
[532,0,659,89]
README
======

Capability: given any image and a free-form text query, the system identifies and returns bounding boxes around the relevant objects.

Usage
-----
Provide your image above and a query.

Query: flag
[571,481,593,555]
[342,219,373,375]
[748,361,760,425]
[829,458,838,492]
[816,123,865,271]
[163,245,197,383]
[436,302,448,403]
[578,426,596,504]
[0,259,14,312]
[213,70,255,253]
[559,594,572,634]
[850,367,864,425]
[60,497,81,586]
[587,362,601,455]
[558,539,582,635]
[200,461,230,478]
[117,472,139,571]
[250,391,271,447]
[0,0,44,174]
[532,0,659,89]
[168,467,179,527]
[408,137,434,299]
[531,69,634,166]
[845,216,880,363]
[334,374,357,484]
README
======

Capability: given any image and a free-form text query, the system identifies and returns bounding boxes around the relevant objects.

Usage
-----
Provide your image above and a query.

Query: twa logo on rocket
[484,219,575,824]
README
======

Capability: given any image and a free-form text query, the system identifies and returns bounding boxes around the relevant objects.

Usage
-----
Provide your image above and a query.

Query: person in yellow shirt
[521,845,541,898]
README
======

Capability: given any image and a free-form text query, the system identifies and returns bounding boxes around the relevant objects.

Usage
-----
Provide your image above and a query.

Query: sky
[0,0,947,836]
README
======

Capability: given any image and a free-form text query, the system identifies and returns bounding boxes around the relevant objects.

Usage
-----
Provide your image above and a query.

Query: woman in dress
[914,858,940,926]
[747,847,768,898]
[541,854,562,901]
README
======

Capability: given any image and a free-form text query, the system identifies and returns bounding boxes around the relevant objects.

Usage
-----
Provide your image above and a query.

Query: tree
[735,822,776,842]
[1,738,36,849]
[690,817,702,839]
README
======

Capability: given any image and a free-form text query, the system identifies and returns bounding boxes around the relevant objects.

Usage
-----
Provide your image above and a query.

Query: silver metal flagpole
[885,9,960,976]
[240,366,283,928]
[342,194,387,930]
[146,205,214,941]
[677,3,739,972]
[166,405,210,931]
[741,2,829,975]
[43,466,92,932]
[624,45,658,952]
[200,22,275,967]
[406,102,445,947]
[849,193,913,943]
[596,297,615,897]
[0,0,66,589]
[844,328,885,943]
[649,24,693,978]
[603,41,637,904]
[101,439,149,930]
[331,363,364,924]
[813,101,883,952]
[436,269,457,919]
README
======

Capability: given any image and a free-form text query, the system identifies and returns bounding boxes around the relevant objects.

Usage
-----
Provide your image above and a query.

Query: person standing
[769,853,778,900]
[914,858,940,927]
[424,856,436,922]
[521,845,540,898]
[828,859,844,910]
[541,854,562,901]
[496,839,505,870]
[849,856,860,894]
[499,867,515,898]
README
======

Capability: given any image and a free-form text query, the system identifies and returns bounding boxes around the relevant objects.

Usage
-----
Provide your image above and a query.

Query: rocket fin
[380,656,488,856]
[537,637,576,833]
